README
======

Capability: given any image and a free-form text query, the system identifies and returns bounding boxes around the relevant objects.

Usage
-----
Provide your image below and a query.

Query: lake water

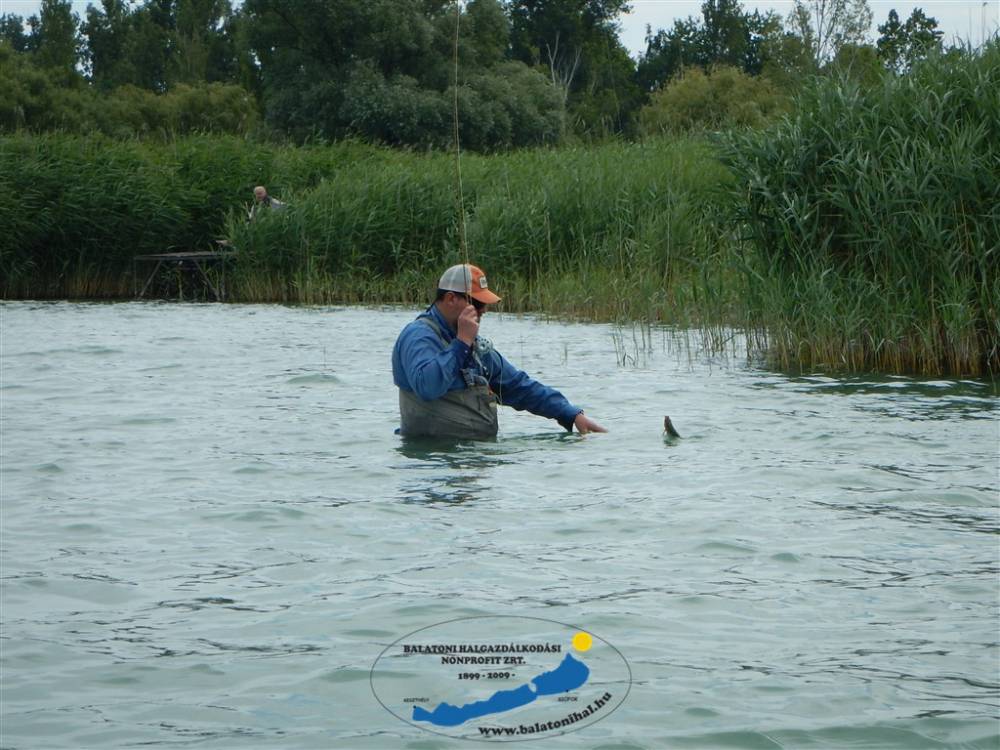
[2,301,997,749]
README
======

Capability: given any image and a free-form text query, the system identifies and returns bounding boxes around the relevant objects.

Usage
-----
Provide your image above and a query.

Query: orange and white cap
[438,264,501,304]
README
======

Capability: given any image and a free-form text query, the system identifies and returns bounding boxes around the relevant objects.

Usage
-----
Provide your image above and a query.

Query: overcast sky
[2,0,997,58]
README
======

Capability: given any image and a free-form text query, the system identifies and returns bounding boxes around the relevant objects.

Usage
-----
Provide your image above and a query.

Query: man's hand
[457,304,479,346]
[574,412,606,434]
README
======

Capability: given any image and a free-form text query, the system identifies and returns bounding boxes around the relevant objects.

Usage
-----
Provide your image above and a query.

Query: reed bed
[223,139,736,326]
[0,134,386,297]
[723,42,999,376]
[4,40,997,379]
[2,131,734,327]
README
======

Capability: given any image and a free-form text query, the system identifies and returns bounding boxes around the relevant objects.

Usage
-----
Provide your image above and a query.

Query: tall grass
[723,42,999,375]
[0,134,387,297]
[223,139,737,326]
[2,131,734,326]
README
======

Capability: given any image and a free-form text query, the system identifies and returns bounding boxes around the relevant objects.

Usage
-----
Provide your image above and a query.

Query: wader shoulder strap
[418,315,449,347]
[419,314,489,376]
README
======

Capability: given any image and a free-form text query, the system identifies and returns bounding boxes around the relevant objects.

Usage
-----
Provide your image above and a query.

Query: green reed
[723,42,999,376]
[6,42,995,380]
[0,131,734,327]
[223,138,736,326]
[0,133,382,297]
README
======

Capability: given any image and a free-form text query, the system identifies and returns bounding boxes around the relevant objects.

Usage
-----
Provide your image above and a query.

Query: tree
[466,0,509,66]
[506,0,640,136]
[636,18,702,92]
[173,0,237,84]
[876,8,903,62]
[0,14,33,53]
[508,0,632,67]
[240,0,563,148]
[123,1,176,92]
[701,0,750,69]
[789,0,873,65]
[31,0,82,75]
[636,0,787,92]
[876,8,942,73]
[83,0,175,91]
[756,17,815,88]
[82,0,134,88]
[570,29,643,136]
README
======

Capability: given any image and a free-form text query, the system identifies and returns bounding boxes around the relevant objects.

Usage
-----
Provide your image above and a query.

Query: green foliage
[101,83,259,137]
[242,0,565,149]
[758,30,816,89]
[639,65,790,134]
[173,0,238,84]
[789,0,873,66]
[568,31,645,137]
[508,0,630,65]
[0,42,91,131]
[337,66,451,149]
[82,0,237,92]
[1,135,189,291]
[465,63,565,148]
[636,19,702,93]
[32,0,82,75]
[876,8,943,73]
[1,0,645,146]
[0,45,258,137]
[722,42,1000,374]
[0,14,32,52]
[0,133,367,295]
[637,0,786,91]
[222,135,735,316]
[2,132,734,329]
[466,0,508,66]
[824,42,883,87]
[110,0,172,91]
[507,0,642,138]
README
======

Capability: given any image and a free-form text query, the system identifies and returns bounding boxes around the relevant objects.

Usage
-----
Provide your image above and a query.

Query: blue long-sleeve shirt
[392,305,582,431]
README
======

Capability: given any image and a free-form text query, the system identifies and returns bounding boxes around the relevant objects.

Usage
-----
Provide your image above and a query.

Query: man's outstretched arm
[487,350,605,433]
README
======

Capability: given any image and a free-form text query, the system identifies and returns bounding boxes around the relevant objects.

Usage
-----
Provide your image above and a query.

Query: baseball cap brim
[469,288,501,304]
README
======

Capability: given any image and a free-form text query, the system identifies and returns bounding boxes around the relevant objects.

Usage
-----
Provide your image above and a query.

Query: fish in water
[663,416,681,439]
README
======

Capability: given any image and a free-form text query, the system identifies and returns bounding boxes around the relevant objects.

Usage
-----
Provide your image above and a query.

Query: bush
[0,43,92,131]
[639,65,790,135]
[0,45,258,138]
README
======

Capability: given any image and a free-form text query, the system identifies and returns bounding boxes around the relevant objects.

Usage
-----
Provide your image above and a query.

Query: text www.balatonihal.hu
[477,691,612,737]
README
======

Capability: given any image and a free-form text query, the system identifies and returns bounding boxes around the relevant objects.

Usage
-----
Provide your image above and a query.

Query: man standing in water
[392,264,606,439]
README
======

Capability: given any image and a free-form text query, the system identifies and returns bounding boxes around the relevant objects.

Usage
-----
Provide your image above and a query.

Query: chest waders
[398,317,499,439]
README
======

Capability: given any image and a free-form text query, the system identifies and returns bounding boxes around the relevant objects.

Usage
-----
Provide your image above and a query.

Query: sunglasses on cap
[453,292,486,311]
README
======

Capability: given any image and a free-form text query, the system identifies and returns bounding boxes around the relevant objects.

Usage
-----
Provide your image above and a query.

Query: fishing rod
[452,0,471,295]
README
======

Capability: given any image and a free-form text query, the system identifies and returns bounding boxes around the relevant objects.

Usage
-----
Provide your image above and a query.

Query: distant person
[392,263,606,439]
[249,185,286,221]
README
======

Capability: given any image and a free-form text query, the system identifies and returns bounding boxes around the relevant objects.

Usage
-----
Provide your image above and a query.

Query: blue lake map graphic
[412,653,590,727]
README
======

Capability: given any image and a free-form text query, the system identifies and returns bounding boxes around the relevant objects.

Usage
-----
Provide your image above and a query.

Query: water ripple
[1,302,996,749]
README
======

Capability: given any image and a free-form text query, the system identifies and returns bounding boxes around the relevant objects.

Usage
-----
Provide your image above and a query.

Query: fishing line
[452,1,470,283]
[452,2,502,407]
